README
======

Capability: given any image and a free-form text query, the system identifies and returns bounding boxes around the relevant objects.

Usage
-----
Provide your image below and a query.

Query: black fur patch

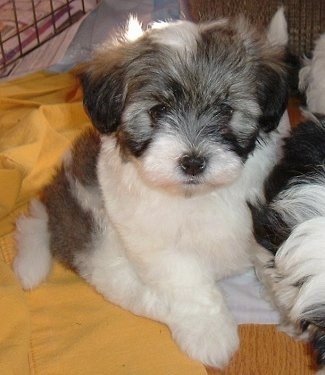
[248,201,290,254]
[42,165,96,269]
[80,70,126,134]
[312,330,325,366]
[70,128,101,185]
[256,62,288,133]
[41,130,101,268]
[249,116,325,255]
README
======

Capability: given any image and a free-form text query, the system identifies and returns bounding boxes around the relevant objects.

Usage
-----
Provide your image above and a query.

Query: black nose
[179,154,207,176]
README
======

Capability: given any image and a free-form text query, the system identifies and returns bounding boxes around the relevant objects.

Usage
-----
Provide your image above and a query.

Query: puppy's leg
[80,244,239,368]
[255,217,325,367]
[75,232,171,322]
[152,251,239,369]
[166,280,239,369]
[14,199,53,289]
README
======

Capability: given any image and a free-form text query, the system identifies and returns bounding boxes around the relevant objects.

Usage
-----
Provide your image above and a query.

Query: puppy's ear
[257,7,289,133]
[76,17,144,134]
[267,6,288,47]
[256,59,288,133]
[77,60,126,134]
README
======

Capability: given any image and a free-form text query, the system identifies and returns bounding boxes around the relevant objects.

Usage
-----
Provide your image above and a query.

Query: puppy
[250,33,325,371]
[14,12,289,368]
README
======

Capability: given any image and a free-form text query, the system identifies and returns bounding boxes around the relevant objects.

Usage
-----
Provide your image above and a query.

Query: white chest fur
[97,138,255,280]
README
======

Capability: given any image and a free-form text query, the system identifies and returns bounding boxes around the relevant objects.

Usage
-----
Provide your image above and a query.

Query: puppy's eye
[149,104,167,122]
[220,103,234,116]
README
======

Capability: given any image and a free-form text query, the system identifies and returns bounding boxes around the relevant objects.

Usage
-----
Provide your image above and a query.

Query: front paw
[169,312,239,368]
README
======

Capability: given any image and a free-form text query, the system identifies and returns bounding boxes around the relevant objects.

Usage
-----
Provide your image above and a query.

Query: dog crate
[0,0,91,77]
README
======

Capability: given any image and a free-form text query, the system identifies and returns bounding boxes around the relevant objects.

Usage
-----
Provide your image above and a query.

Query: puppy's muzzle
[179,154,207,176]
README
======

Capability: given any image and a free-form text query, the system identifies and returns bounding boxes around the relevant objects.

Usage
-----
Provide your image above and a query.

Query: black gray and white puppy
[14,11,289,368]
[249,32,325,372]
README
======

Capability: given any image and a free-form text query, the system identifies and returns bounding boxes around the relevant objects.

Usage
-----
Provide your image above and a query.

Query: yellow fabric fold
[0,72,88,232]
[0,71,207,375]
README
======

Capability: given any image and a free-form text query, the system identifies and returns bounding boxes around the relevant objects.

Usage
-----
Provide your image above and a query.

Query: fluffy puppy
[250,33,325,371]
[14,12,289,368]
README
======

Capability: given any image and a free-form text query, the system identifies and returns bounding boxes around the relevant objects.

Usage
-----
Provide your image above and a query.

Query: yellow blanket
[0,71,207,375]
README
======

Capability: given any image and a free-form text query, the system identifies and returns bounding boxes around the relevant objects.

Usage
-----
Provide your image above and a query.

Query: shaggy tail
[270,217,325,369]
[14,199,53,289]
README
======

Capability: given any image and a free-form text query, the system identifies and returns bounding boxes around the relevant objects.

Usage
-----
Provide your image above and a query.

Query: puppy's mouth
[181,176,214,198]
[183,177,202,185]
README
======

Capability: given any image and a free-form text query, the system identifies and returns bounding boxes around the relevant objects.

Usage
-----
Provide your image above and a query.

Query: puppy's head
[78,14,288,195]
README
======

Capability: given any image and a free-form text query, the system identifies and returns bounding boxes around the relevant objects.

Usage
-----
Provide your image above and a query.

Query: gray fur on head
[78,16,288,188]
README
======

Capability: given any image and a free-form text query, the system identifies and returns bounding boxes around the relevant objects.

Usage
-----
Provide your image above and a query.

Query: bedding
[0,71,208,374]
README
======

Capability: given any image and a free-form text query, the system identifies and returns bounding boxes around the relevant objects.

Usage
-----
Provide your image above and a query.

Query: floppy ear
[78,61,126,134]
[256,60,288,132]
[257,7,289,132]
[77,17,144,134]
[76,16,143,134]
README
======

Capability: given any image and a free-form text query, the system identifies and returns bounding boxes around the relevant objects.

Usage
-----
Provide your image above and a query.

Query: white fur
[140,130,243,195]
[267,7,288,47]
[14,199,52,289]
[271,177,325,228]
[124,16,144,42]
[254,217,325,339]
[74,112,288,368]
[244,112,291,203]
[79,139,247,368]
[150,20,199,54]
[299,33,325,113]
[253,178,325,344]
[278,218,325,322]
